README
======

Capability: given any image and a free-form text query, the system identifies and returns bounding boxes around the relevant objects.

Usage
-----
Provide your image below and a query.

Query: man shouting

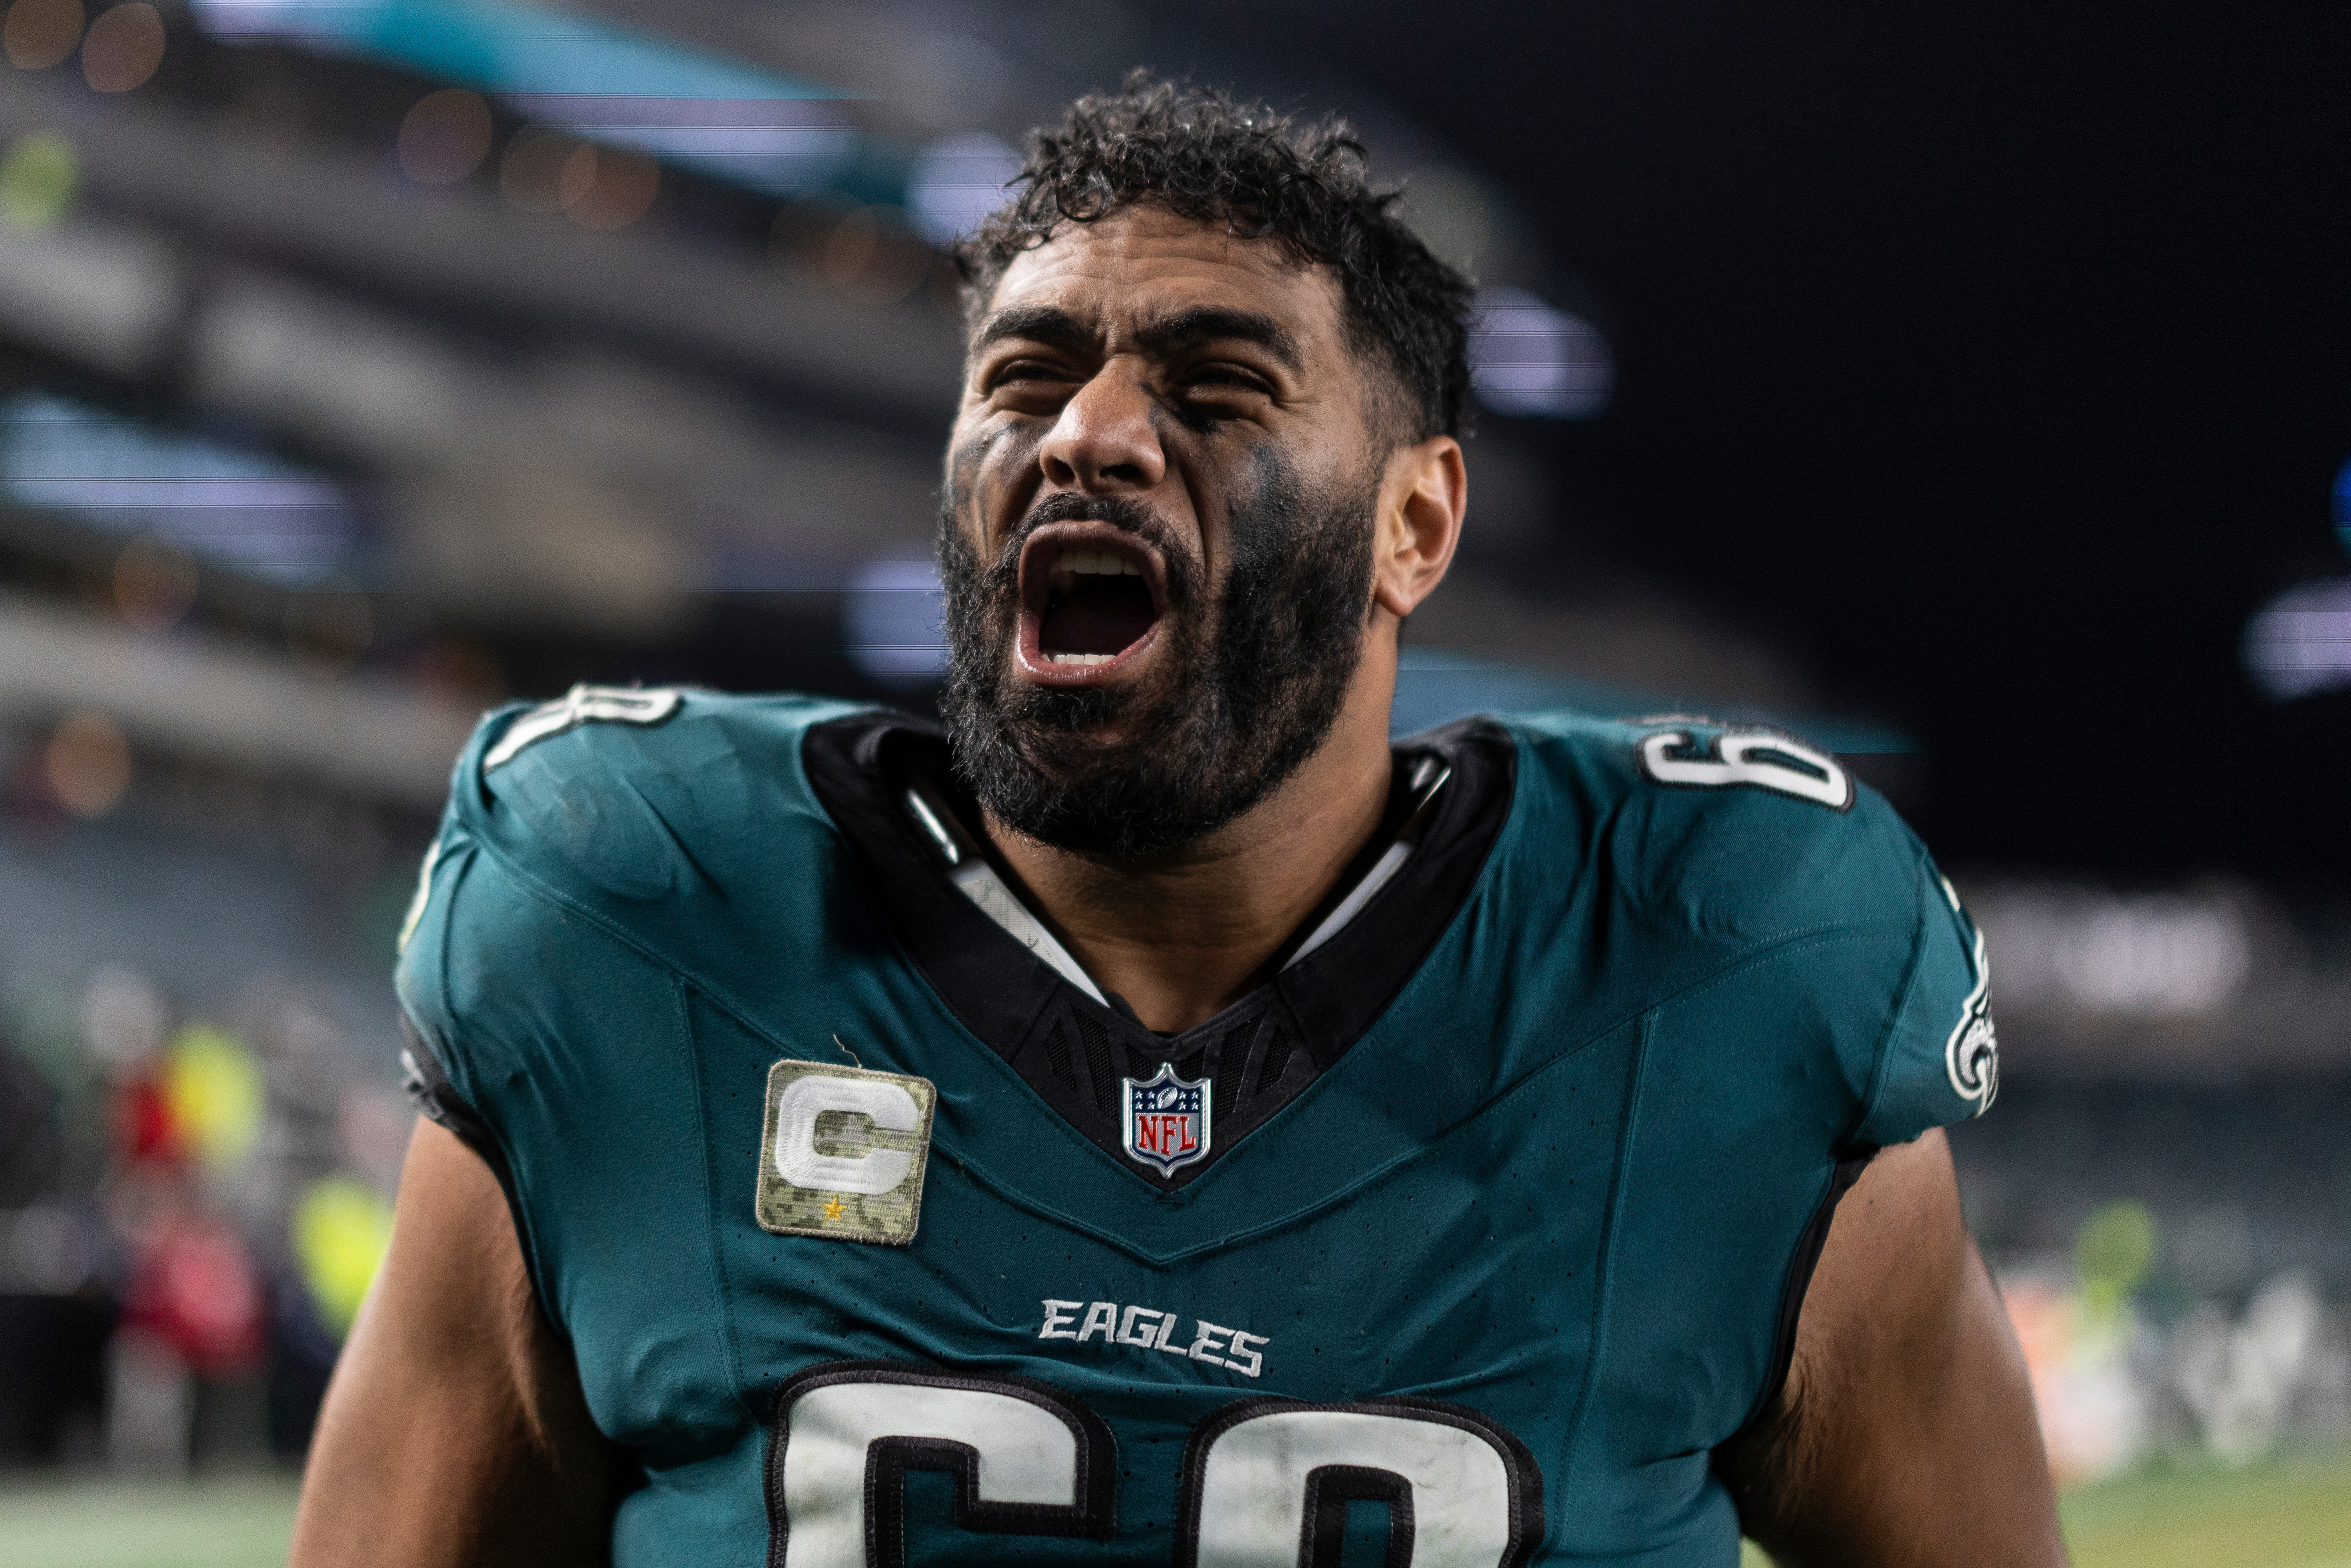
[294,75,2062,1568]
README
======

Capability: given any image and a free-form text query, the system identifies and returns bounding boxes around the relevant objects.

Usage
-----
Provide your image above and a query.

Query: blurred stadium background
[2,2,2350,1564]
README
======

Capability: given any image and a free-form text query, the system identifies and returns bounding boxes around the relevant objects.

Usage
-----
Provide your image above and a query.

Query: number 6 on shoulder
[1636,724,1853,811]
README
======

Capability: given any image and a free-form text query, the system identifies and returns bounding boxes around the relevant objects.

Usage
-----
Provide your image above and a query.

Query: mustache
[977,492,1194,597]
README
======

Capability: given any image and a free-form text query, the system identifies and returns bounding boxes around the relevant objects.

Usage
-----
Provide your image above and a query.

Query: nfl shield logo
[1120,1062,1211,1177]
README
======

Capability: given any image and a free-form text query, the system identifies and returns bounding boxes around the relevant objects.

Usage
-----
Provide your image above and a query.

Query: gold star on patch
[821,1195,846,1222]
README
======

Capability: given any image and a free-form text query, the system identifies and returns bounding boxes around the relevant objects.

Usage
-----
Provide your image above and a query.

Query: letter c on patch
[773,1074,918,1195]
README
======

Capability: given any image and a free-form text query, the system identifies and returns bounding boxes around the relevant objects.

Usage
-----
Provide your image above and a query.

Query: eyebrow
[973,304,1304,374]
[973,305,1092,355]
[1132,307,1303,374]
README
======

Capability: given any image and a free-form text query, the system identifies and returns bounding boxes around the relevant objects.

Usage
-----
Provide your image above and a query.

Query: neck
[982,637,1399,1034]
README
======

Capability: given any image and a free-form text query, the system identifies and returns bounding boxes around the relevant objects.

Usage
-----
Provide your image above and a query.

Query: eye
[979,361,1078,413]
[1182,364,1273,396]
[978,355,1080,402]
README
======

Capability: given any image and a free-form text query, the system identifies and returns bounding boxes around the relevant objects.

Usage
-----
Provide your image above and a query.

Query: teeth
[1049,549,1141,580]
[1047,652,1114,666]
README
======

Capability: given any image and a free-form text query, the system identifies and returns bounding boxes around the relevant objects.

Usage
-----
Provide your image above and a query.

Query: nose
[1036,361,1166,494]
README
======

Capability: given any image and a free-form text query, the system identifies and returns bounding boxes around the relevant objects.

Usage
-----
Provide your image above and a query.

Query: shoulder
[450,685,876,906]
[394,687,881,1038]
[1494,709,1929,943]
[1493,708,1998,1136]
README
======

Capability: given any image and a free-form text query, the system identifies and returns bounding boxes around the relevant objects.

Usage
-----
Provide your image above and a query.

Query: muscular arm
[291,1119,622,1568]
[1718,1129,2068,1566]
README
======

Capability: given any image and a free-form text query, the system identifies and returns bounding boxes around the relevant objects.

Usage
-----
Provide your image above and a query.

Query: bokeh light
[0,392,357,582]
[2244,574,2351,700]
[125,1215,265,1376]
[78,962,168,1069]
[112,529,199,632]
[1470,286,1614,418]
[1972,886,2254,1017]
[770,192,854,287]
[8,1205,96,1295]
[525,97,846,196]
[43,708,131,817]
[844,557,946,684]
[396,87,492,185]
[2075,1200,2160,1322]
[825,206,930,305]
[190,0,851,194]
[907,131,1021,242]
[2334,455,2351,555]
[161,1023,265,1170]
[0,129,79,232]
[291,1177,393,1336]
[1,0,82,69]
[415,635,507,708]
[498,125,576,214]
[559,141,659,231]
[557,141,598,210]
[78,0,162,93]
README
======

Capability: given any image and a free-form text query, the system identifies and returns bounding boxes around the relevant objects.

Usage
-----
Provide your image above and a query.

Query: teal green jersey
[394,690,1995,1568]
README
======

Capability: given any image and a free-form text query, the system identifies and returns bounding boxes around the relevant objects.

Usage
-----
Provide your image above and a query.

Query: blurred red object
[121,1216,265,1376]
[113,1069,183,1167]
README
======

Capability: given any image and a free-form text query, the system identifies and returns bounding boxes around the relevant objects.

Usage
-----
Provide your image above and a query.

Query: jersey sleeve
[1853,858,1998,1146]
[388,705,574,1313]
[1509,708,2003,1152]
[391,813,493,1154]
[390,705,516,1152]
[389,685,698,1141]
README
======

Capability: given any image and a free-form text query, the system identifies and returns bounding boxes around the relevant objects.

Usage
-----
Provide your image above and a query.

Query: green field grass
[5,1461,2351,1566]
[2056,1452,2351,1568]
[1737,1450,2351,1567]
[0,1475,299,1568]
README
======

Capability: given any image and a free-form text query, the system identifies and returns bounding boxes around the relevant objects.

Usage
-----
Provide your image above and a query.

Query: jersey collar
[801,711,1515,1192]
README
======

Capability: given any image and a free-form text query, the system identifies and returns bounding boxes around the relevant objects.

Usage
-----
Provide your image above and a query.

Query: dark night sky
[1168,3,2351,882]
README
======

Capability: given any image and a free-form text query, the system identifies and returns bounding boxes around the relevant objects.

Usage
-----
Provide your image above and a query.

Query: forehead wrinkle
[972,303,1091,355]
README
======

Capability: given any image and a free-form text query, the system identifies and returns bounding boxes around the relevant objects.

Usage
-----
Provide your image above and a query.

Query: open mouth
[1018,526,1165,679]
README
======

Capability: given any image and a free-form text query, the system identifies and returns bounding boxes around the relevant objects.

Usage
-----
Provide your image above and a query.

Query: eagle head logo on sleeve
[1120,1062,1211,1177]
[1945,928,2000,1114]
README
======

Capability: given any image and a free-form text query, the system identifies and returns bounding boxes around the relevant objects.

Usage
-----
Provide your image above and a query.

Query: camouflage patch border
[755,1058,938,1247]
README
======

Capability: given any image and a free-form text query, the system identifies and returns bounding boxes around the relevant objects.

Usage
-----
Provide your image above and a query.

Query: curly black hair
[953,72,1477,443]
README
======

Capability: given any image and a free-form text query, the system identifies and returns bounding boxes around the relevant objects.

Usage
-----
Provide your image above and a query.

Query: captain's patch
[756,1059,938,1246]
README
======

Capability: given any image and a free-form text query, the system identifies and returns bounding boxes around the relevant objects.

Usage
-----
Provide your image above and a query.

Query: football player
[293,76,2062,1568]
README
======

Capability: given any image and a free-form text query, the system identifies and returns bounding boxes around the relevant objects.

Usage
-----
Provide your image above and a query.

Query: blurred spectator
[109,1177,264,1473]
[0,957,400,1476]
[1999,1205,2351,1482]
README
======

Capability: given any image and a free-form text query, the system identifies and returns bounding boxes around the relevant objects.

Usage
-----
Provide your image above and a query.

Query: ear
[1370,436,1467,621]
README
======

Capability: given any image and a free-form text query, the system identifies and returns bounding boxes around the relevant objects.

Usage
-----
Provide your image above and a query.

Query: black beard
[937,452,1378,858]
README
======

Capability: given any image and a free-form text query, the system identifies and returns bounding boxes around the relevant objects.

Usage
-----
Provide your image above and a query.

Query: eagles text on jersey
[394,689,1995,1567]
